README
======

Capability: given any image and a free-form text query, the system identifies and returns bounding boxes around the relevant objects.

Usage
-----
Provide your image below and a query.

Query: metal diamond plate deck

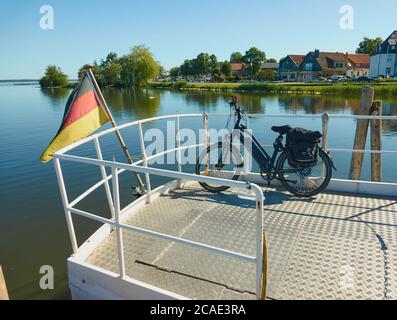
[85,182,397,300]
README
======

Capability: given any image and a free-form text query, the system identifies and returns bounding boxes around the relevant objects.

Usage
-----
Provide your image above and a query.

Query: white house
[345,53,370,79]
[370,31,397,79]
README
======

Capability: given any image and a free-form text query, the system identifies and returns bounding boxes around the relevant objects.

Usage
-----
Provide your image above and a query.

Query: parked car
[314,77,331,83]
[355,76,375,83]
[331,75,348,82]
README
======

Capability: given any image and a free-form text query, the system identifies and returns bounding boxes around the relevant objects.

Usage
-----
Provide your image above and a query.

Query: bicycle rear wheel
[195,142,244,193]
[276,148,332,197]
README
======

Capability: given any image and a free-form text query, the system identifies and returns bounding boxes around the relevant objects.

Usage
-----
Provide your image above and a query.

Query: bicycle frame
[231,106,285,175]
[234,124,281,173]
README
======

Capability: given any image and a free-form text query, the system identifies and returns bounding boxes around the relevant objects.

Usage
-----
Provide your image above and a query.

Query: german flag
[40,73,110,163]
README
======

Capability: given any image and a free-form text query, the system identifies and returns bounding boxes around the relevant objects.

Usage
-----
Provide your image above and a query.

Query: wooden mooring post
[349,87,375,181]
[0,265,9,300]
[370,101,382,182]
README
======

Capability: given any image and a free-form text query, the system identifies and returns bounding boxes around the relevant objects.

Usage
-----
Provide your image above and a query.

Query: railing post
[322,113,329,152]
[202,113,209,174]
[54,158,78,254]
[112,166,126,278]
[202,113,209,152]
[94,137,115,219]
[254,186,264,299]
[138,122,152,203]
[321,113,329,179]
[176,116,183,188]
[244,117,250,176]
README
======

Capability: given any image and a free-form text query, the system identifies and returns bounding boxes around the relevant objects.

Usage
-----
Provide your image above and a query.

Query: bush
[175,81,188,88]
[40,65,69,88]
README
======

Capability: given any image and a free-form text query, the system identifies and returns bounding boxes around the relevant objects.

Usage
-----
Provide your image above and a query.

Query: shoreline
[147,81,397,98]
[10,80,397,99]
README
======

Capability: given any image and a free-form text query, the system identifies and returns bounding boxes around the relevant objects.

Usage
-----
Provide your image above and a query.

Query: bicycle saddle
[271,125,292,135]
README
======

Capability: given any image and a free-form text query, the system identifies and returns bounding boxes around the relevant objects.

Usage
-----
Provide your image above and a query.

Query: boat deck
[85,182,397,300]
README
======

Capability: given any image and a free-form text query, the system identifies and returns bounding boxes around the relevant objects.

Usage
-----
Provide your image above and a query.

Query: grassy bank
[148,81,397,97]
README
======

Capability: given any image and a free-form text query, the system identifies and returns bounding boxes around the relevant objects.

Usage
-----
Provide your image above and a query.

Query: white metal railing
[209,113,397,154]
[53,112,397,299]
[53,113,265,298]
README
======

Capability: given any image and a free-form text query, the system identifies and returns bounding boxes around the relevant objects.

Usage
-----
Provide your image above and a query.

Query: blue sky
[0,0,395,79]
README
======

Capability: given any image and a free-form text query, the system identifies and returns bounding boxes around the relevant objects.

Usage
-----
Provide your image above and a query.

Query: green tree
[195,53,210,78]
[100,52,119,68]
[102,62,121,87]
[120,45,161,88]
[230,52,244,63]
[209,54,220,78]
[170,67,180,80]
[39,65,69,88]
[243,47,266,79]
[266,58,278,63]
[158,65,166,77]
[356,37,383,55]
[180,59,195,80]
[77,61,104,85]
[220,61,232,77]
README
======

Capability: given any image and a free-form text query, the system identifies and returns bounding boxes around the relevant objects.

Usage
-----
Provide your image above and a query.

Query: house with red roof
[298,50,350,81]
[230,63,245,77]
[345,53,370,78]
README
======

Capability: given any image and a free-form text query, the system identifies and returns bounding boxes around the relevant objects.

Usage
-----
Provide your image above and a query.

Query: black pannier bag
[286,128,322,168]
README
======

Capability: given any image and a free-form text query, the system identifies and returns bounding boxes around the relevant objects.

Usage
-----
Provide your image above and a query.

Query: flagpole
[84,64,146,195]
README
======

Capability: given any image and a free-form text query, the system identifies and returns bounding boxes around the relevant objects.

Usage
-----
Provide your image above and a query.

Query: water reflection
[383,100,397,135]
[103,88,161,118]
[182,92,222,110]
[163,91,266,113]
[235,94,265,113]
[41,88,70,109]
[277,94,360,114]
[39,87,397,135]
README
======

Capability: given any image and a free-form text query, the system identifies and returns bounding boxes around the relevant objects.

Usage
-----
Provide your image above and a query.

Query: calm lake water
[0,83,396,299]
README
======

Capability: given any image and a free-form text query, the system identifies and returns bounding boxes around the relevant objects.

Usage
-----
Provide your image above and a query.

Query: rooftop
[231,63,245,71]
[289,55,305,66]
[261,62,279,69]
[346,53,370,66]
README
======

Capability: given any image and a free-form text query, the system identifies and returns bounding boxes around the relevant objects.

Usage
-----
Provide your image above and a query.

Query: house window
[386,68,391,75]
[387,55,392,63]
[305,63,312,71]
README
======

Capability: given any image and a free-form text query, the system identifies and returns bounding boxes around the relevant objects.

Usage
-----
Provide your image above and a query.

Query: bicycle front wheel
[195,142,244,193]
[276,148,333,197]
